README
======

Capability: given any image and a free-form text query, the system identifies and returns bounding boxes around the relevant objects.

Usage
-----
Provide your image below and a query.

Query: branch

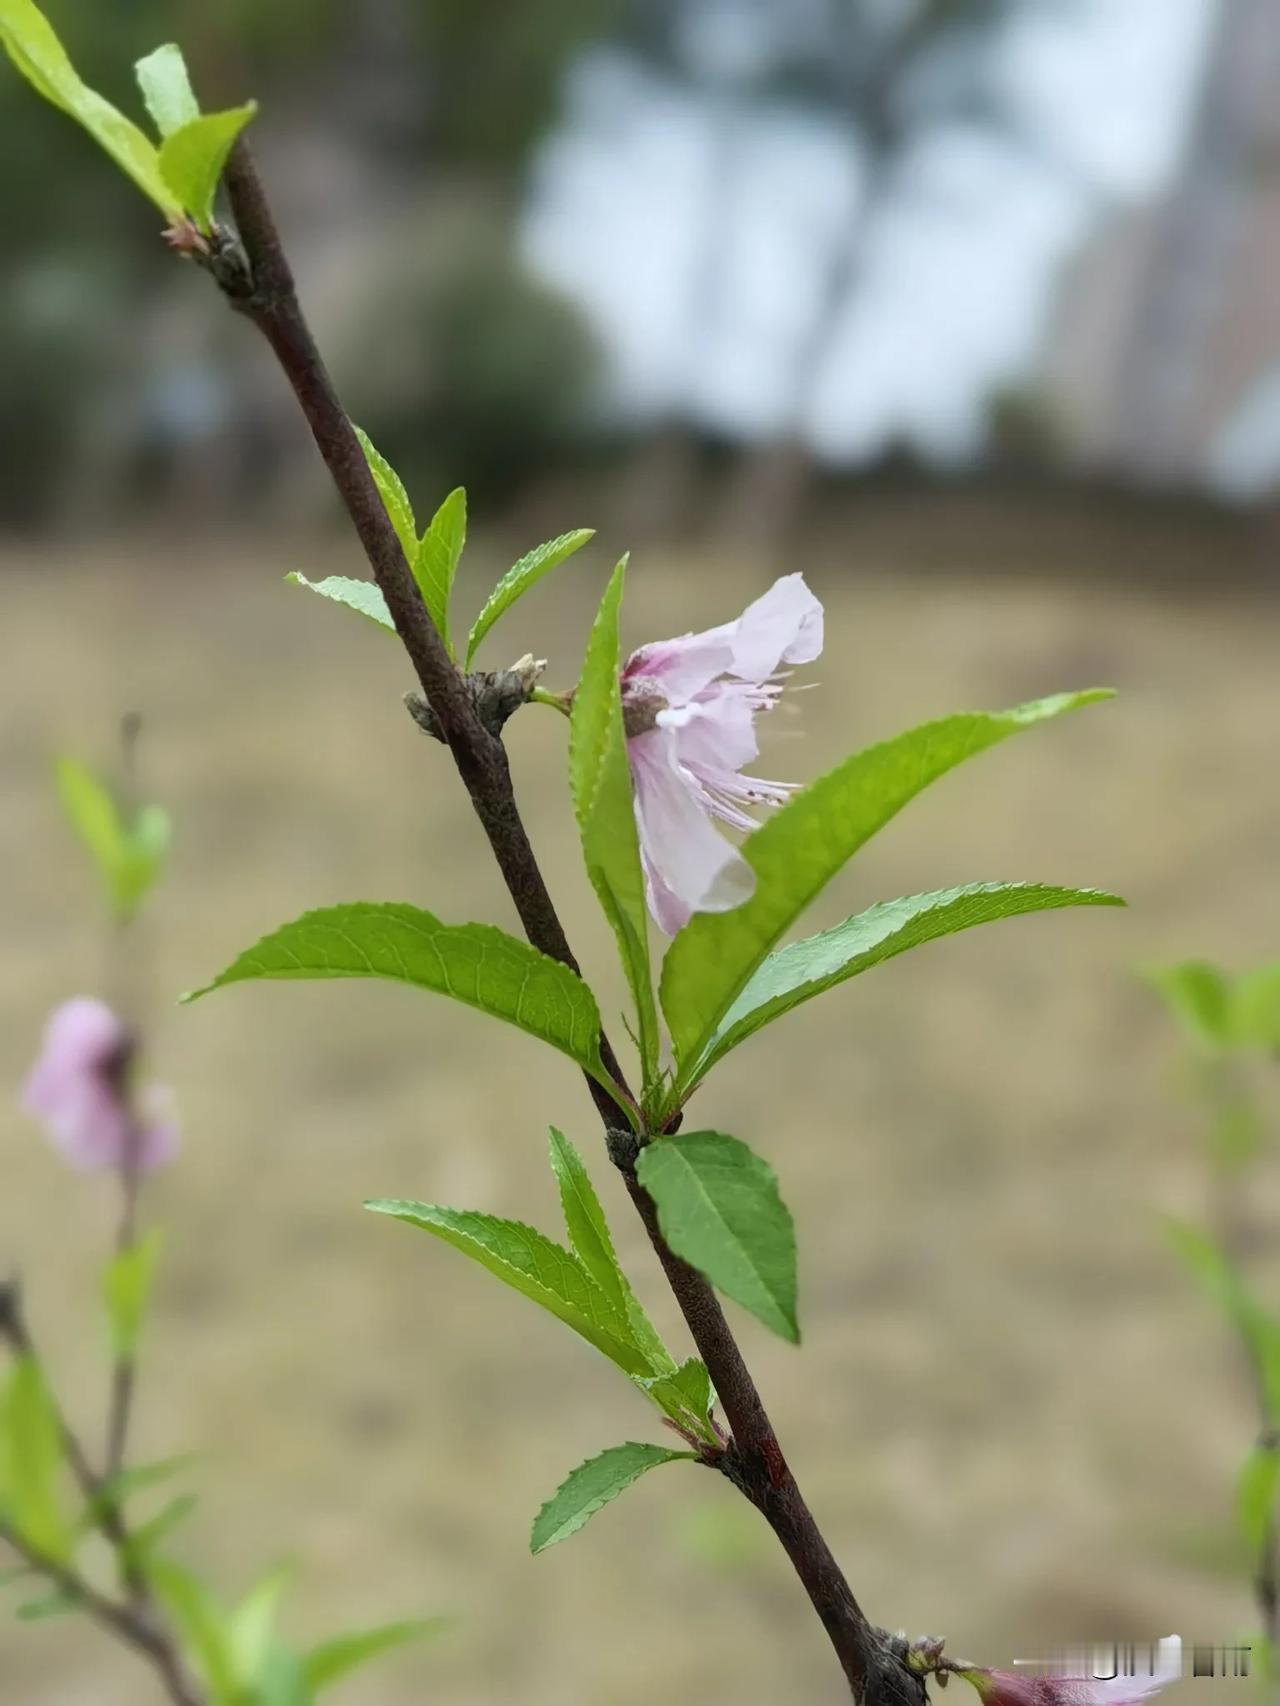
[215,139,921,1705]
[0,1524,204,1706]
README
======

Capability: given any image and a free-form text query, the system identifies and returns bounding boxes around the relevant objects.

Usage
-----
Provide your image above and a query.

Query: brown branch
[0,1524,203,1706]
[215,138,920,1705]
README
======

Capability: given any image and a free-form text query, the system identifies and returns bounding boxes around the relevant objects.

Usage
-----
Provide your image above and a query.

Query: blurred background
[2,0,1279,1700]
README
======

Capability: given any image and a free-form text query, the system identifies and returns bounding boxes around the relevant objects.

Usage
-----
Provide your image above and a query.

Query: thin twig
[215,138,921,1705]
[0,1523,203,1706]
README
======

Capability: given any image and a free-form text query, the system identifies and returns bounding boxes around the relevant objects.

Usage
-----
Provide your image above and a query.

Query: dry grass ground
[1,518,1277,1703]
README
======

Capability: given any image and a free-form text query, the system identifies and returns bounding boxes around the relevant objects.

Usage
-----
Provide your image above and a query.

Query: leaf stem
[215,139,919,1706]
[529,686,572,717]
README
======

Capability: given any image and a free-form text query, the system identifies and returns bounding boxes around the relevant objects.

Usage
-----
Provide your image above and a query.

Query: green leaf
[1165,1219,1280,1415]
[135,43,198,138]
[14,1586,78,1620]
[1147,961,1235,1051]
[465,529,594,666]
[149,1560,237,1697]
[1234,965,1280,1054]
[636,1132,798,1343]
[1238,1445,1280,1554]
[256,1644,312,1706]
[228,1564,292,1686]
[54,755,167,921]
[531,1441,694,1554]
[690,882,1124,1087]
[55,752,123,888]
[80,1453,197,1534]
[123,1492,198,1563]
[103,1229,163,1361]
[638,1357,716,1445]
[157,103,256,232]
[0,1359,68,1560]
[182,902,623,1109]
[365,1202,652,1376]
[285,573,394,633]
[303,1618,448,1692]
[569,560,659,1083]
[413,488,466,656]
[548,1128,674,1377]
[660,690,1113,1083]
[547,1127,626,1313]
[354,428,417,570]
[0,0,178,214]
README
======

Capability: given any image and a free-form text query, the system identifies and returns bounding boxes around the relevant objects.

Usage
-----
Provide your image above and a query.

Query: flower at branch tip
[958,1636,1182,1706]
[621,572,823,935]
[21,997,178,1173]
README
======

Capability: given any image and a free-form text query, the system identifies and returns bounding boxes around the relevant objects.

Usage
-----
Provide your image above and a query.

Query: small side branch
[0,1524,203,1706]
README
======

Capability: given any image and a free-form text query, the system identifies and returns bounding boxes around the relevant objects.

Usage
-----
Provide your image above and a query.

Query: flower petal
[22,997,125,1124]
[623,635,735,703]
[700,572,823,684]
[628,728,755,934]
[659,686,762,772]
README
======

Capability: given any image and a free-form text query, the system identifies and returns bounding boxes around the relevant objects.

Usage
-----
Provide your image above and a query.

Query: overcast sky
[523,0,1216,464]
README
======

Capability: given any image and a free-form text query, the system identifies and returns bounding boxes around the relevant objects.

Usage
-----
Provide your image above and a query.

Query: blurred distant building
[1047,0,1280,500]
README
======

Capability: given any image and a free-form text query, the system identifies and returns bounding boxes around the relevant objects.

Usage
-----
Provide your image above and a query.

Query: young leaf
[569,559,659,1082]
[1146,961,1235,1051]
[0,0,179,214]
[660,690,1113,1078]
[413,488,467,656]
[302,1618,448,1692]
[54,755,167,921]
[79,1453,197,1533]
[1238,1445,1280,1554]
[689,882,1124,1087]
[14,1586,79,1620]
[134,43,198,138]
[465,528,594,666]
[548,1128,674,1376]
[548,1127,627,1313]
[103,1228,163,1360]
[286,573,394,633]
[55,753,124,889]
[530,1441,695,1554]
[122,1492,198,1563]
[183,902,624,1110]
[149,1560,238,1697]
[228,1564,292,1687]
[354,428,417,569]
[157,103,256,232]
[365,1202,652,1376]
[1234,964,1280,1053]
[636,1132,798,1343]
[255,1644,311,1706]
[638,1357,716,1444]
[1165,1219,1280,1415]
[0,1358,68,1560]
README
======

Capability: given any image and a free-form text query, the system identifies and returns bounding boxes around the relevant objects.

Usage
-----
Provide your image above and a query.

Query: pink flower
[621,573,823,935]
[960,1637,1182,1706]
[22,997,177,1173]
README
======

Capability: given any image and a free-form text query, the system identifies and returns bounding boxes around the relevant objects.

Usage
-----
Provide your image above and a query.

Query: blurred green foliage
[0,0,609,525]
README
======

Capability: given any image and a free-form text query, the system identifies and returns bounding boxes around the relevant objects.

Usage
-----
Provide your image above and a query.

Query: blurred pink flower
[621,572,823,935]
[960,1637,1182,1706]
[22,997,177,1173]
